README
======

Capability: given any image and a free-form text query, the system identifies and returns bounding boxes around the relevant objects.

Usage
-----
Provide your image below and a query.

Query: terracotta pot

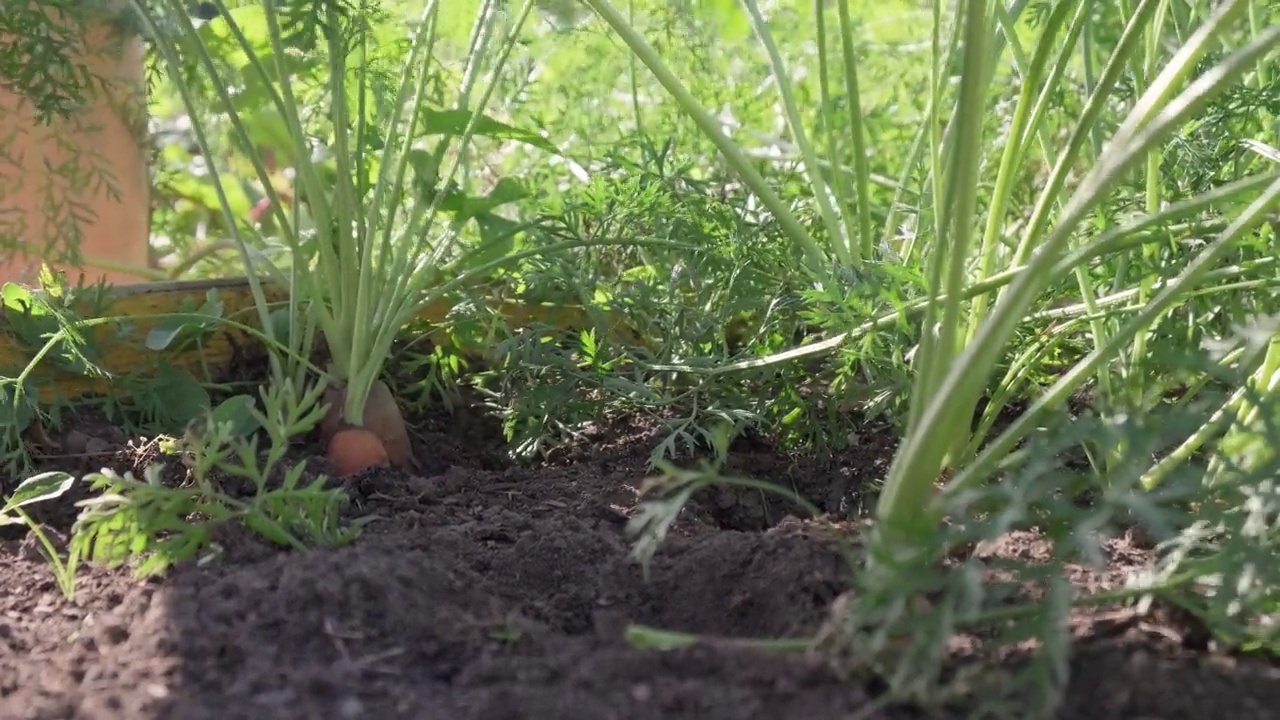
[0,7,151,287]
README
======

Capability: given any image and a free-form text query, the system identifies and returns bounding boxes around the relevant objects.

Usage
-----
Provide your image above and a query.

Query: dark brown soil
[0,407,1277,720]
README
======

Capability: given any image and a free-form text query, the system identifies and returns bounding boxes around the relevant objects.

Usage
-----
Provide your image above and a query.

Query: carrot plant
[584,0,1280,712]
[126,0,563,475]
[2,0,713,584]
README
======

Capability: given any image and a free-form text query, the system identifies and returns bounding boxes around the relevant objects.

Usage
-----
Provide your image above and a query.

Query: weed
[0,470,81,598]
[71,378,363,581]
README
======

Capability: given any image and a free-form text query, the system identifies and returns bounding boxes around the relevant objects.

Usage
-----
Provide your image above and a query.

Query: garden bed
[1,403,1277,719]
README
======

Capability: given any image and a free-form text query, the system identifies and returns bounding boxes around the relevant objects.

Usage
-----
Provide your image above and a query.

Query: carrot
[326,425,391,477]
[320,380,416,474]
[361,380,416,471]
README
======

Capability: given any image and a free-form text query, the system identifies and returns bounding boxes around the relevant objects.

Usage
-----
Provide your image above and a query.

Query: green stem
[944,173,1280,500]
[580,0,829,274]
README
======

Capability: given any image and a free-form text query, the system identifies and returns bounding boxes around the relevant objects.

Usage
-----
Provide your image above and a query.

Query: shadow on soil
[1,405,1278,719]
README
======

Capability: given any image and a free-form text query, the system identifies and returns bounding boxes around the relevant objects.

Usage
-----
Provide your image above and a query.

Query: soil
[0,403,1277,720]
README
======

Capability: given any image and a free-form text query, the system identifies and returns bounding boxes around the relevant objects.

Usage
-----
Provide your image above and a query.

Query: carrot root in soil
[321,380,416,476]
[326,426,391,477]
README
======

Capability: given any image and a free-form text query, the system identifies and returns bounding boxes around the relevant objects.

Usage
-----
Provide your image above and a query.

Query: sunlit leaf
[1,471,75,513]
[145,294,225,351]
[421,109,560,154]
